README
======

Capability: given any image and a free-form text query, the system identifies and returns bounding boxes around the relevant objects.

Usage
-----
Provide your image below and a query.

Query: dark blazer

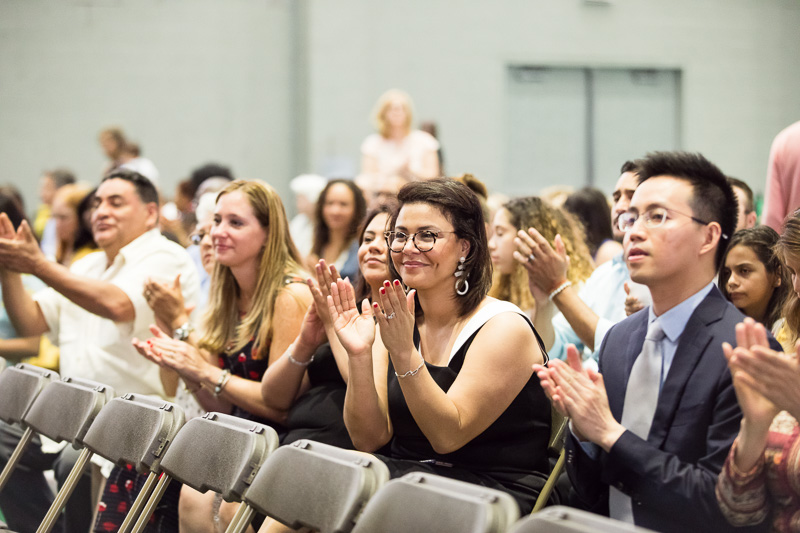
[566,286,776,533]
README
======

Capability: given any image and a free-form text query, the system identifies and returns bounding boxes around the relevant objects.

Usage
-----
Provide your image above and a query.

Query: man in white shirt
[516,161,643,363]
[0,169,199,532]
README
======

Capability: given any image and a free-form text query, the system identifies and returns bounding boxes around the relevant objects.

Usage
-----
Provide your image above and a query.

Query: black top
[283,342,354,449]
[387,317,551,477]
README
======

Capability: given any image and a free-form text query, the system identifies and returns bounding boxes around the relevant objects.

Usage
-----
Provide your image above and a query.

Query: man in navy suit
[535,151,773,532]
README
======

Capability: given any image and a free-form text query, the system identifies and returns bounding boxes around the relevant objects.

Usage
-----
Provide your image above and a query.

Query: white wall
[0,0,294,215]
[2,0,800,214]
[307,0,800,196]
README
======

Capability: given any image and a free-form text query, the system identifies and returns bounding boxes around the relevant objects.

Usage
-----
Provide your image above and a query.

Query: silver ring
[528,253,535,263]
[386,312,396,320]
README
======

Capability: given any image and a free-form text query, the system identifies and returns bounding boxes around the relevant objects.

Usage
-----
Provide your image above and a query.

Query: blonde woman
[134,180,311,532]
[489,196,594,322]
[361,89,440,180]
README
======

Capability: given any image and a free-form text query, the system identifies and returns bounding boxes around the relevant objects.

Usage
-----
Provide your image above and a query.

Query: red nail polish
[373,303,379,308]
[394,280,400,286]
[380,287,386,294]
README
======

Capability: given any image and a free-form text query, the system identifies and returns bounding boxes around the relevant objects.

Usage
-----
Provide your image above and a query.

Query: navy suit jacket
[565,287,776,533]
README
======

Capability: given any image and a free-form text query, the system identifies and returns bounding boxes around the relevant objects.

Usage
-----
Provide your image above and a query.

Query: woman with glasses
[325,178,551,514]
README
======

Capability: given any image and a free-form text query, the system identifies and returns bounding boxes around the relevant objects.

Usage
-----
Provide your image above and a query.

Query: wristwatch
[173,321,194,341]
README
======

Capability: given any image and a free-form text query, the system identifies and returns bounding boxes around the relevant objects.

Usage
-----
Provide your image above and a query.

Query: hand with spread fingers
[726,318,800,421]
[513,227,570,296]
[144,274,192,333]
[310,259,343,330]
[327,278,376,358]
[0,216,46,275]
[373,279,417,362]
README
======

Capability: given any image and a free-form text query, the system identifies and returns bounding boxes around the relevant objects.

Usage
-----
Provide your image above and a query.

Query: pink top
[763,121,800,231]
[361,130,439,178]
[716,411,800,532]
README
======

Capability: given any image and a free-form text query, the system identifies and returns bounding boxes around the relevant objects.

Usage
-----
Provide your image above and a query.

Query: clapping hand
[373,279,416,360]
[513,228,569,297]
[132,325,209,383]
[0,216,45,275]
[327,278,376,358]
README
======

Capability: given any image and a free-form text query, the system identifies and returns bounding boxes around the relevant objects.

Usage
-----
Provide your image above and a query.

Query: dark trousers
[0,421,92,533]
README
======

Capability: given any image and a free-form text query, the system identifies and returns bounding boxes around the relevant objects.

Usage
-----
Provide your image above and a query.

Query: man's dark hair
[0,188,28,230]
[188,163,234,198]
[48,168,76,189]
[101,168,159,205]
[637,151,737,270]
[727,177,754,214]
[620,160,641,175]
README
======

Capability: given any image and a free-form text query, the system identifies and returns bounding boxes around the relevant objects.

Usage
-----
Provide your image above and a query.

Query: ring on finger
[528,253,535,263]
[386,312,396,320]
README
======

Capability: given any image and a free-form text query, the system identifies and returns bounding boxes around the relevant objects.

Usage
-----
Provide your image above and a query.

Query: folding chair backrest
[0,364,59,425]
[0,356,5,372]
[510,506,658,532]
[351,472,520,533]
[244,439,389,533]
[549,408,568,455]
[23,376,114,446]
[82,394,185,473]
[158,412,279,501]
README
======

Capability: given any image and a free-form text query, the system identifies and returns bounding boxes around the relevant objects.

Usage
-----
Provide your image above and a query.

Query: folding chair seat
[72,393,185,533]
[509,506,657,532]
[0,364,60,493]
[130,411,280,533]
[351,472,520,533]
[19,376,114,533]
[532,407,568,513]
[227,439,390,533]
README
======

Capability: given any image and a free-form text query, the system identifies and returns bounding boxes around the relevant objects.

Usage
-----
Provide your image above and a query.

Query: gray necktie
[608,319,665,523]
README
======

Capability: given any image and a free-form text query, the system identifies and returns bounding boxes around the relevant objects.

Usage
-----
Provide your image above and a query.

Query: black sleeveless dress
[377,306,551,514]
[282,342,354,449]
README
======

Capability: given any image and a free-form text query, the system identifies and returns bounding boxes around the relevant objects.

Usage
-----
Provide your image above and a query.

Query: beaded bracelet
[395,357,425,379]
[213,369,231,397]
[548,280,572,302]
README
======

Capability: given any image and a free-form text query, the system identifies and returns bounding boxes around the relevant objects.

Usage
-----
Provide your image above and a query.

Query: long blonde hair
[200,180,305,358]
[371,89,413,138]
[489,196,594,312]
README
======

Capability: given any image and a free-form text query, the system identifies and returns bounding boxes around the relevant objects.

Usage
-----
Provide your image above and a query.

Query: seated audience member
[306,179,366,282]
[327,178,551,514]
[0,190,43,363]
[261,207,394,451]
[716,213,800,532]
[34,168,76,258]
[720,226,789,332]
[514,161,642,364]
[563,186,623,266]
[51,183,97,266]
[361,89,440,180]
[288,173,327,258]
[0,169,199,533]
[134,180,311,532]
[489,196,593,321]
[728,177,759,232]
[536,151,779,532]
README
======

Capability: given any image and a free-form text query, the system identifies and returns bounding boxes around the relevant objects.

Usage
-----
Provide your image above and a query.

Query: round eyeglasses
[383,230,455,253]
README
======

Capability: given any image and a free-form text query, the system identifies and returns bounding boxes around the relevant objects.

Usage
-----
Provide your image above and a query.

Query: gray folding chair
[22,376,114,533]
[131,412,280,533]
[509,506,657,532]
[351,472,520,533]
[227,439,390,533]
[0,364,60,493]
[71,393,185,533]
[0,356,6,371]
[532,408,568,513]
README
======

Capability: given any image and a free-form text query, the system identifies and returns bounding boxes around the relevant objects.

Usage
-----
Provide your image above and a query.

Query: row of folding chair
[0,362,653,533]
